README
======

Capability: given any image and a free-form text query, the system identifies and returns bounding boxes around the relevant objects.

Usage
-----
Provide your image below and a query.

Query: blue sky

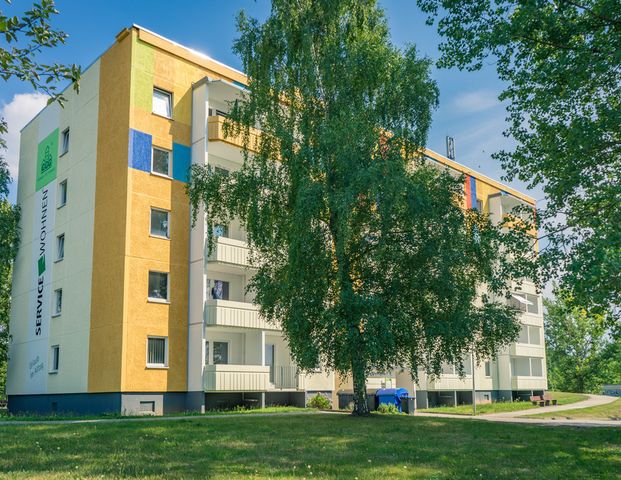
[1,0,542,203]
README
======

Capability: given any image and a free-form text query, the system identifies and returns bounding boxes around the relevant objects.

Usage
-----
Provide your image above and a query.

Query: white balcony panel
[205,300,280,331]
[510,344,545,357]
[208,237,251,267]
[428,375,473,391]
[204,364,270,391]
[511,376,547,390]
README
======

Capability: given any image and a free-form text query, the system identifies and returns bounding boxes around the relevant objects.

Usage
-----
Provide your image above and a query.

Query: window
[208,108,228,117]
[150,208,170,238]
[510,292,540,315]
[213,224,228,238]
[147,336,168,367]
[518,324,529,344]
[56,234,65,262]
[210,280,229,300]
[152,88,172,118]
[511,356,543,377]
[214,166,229,176]
[213,341,229,365]
[61,128,70,155]
[148,271,169,302]
[58,180,67,207]
[476,198,483,212]
[151,147,171,177]
[529,326,541,345]
[53,288,62,316]
[50,345,60,373]
[484,361,491,377]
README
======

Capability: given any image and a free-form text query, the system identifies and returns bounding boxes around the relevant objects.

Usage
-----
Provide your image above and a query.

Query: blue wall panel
[128,128,152,173]
[172,143,191,183]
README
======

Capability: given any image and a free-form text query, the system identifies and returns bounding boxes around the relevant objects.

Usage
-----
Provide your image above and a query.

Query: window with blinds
[147,337,167,367]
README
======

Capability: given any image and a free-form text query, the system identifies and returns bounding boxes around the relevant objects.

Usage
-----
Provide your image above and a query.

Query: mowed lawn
[528,398,621,421]
[0,413,619,479]
[419,391,588,416]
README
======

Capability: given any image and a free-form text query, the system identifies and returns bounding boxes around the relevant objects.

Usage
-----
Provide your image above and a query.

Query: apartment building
[7,25,546,415]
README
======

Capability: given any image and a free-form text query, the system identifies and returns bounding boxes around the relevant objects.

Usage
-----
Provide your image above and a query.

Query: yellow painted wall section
[87,30,133,393]
[123,170,189,391]
[121,35,212,392]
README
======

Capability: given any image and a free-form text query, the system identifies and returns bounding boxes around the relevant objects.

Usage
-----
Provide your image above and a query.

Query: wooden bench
[530,395,545,407]
[530,394,557,406]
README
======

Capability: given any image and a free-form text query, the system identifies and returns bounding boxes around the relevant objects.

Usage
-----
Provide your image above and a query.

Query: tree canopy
[418,0,621,324]
[189,0,535,414]
[545,292,620,393]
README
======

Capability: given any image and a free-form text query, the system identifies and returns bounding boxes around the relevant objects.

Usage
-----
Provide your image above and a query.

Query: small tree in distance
[188,0,535,415]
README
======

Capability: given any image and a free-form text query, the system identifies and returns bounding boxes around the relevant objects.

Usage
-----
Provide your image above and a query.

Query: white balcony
[204,364,270,391]
[205,299,280,331]
[511,376,547,390]
[271,365,304,390]
[208,237,251,267]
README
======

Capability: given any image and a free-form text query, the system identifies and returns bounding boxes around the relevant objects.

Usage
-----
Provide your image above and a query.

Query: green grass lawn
[419,391,588,416]
[0,413,618,479]
[528,398,621,421]
[0,406,307,422]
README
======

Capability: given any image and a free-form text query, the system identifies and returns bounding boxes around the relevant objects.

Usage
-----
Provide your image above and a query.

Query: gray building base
[9,392,203,416]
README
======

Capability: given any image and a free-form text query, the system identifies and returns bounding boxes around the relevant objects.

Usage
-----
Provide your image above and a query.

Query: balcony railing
[208,236,251,267]
[270,365,301,390]
[205,299,280,331]
[208,115,261,153]
[204,364,270,392]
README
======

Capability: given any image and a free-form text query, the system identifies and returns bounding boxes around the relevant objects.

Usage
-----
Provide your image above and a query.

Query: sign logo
[36,129,58,191]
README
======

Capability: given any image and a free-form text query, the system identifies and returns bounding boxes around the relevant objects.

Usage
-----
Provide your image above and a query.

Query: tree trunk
[351,350,370,416]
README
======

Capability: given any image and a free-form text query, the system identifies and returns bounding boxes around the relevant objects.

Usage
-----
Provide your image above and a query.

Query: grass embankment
[528,397,621,421]
[419,391,588,416]
[0,413,618,479]
[0,406,307,422]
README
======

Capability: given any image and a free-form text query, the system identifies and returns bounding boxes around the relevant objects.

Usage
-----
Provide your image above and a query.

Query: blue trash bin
[375,388,409,412]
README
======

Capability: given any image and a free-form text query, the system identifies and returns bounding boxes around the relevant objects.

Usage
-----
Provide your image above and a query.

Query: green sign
[36,129,58,191]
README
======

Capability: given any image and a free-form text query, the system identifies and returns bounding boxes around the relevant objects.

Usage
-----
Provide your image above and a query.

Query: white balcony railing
[208,236,251,267]
[205,299,281,331]
[271,365,301,390]
[204,364,270,391]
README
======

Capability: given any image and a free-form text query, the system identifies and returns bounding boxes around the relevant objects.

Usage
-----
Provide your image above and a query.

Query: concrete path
[417,394,620,428]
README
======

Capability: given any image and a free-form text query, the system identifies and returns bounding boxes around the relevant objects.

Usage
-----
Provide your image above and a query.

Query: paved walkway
[417,394,619,428]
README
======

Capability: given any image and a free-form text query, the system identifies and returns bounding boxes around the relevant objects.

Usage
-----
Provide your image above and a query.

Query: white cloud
[1,92,49,179]
[453,90,501,114]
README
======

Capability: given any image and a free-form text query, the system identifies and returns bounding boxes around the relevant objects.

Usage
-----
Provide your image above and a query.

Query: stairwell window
[60,128,70,155]
[148,271,169,302]
[152,88,172,118]
[484,361,491,378]
[50,345,60,373]
[147,336,168,368]
[150,208,170,239]
[151,147,171,177]
[56,234,65,262]
[58,180,67,208]
[53,289,62,316]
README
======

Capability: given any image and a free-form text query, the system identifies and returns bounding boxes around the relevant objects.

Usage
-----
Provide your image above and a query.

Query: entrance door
[265,344,275,383]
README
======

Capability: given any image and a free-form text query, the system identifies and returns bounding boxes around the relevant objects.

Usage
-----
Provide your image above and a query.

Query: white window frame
[60,127,70,155]
[151,146,172,178]
[205,340,230,365]
[152,87,173,119]
[49,345,60,373]
[58,179,67,208]
[53,288,62,317]
[150,207,170,239]
[56,233,65,262]
[146,336,169,368]
[147,270,170,303]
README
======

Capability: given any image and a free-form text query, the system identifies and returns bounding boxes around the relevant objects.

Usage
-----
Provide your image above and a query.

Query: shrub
[307,394,331,410]
[376,403,401,414]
